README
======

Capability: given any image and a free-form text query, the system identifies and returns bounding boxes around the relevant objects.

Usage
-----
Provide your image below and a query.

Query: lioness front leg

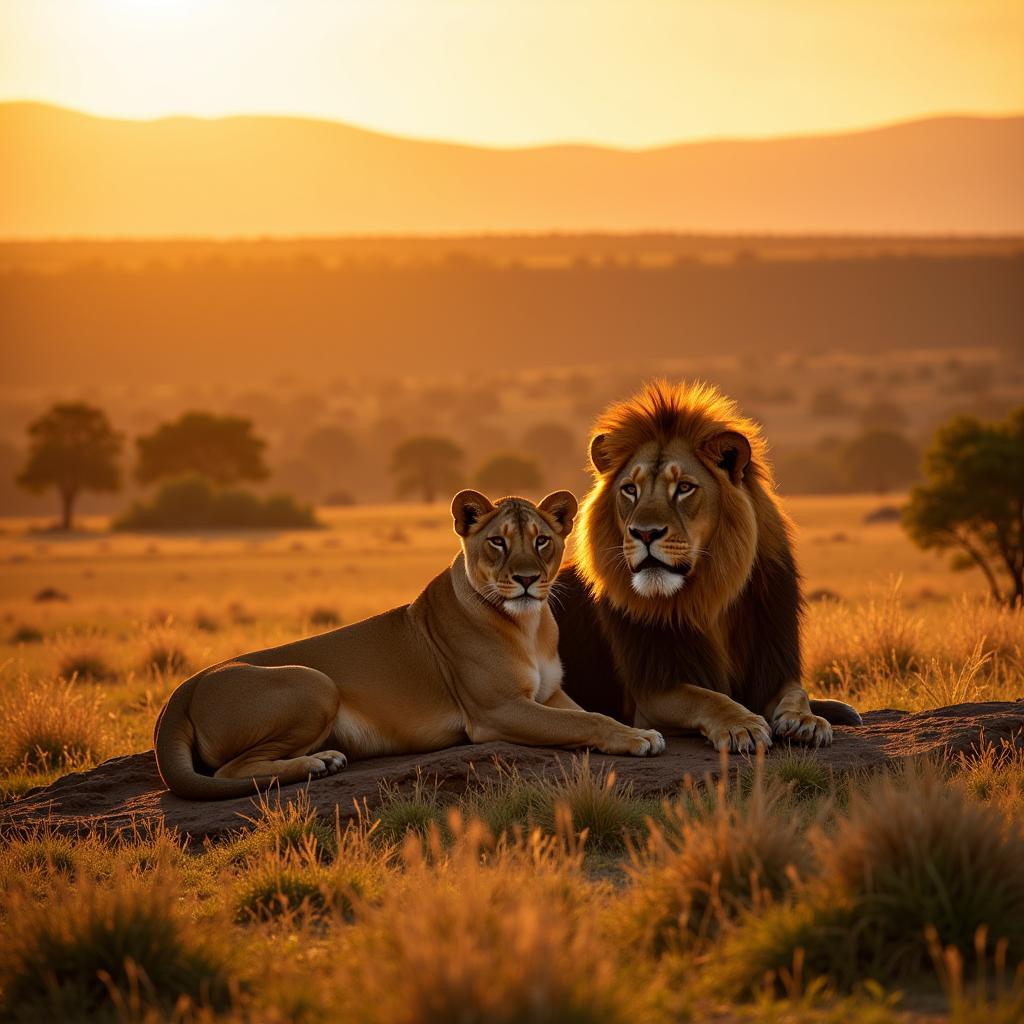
[767,686,832,747]
[471,698,665,757]
[636,684,772,754]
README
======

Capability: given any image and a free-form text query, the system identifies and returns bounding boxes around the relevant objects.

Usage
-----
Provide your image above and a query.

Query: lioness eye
[536,536,550,550]
[488,537,506,550]
[621,482,637,498]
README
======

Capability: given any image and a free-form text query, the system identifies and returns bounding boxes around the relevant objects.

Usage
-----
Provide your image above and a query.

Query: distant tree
[390,436,464,503]
[904,408,1024,606]
[839,430,919,493]
[135,412,268,486]
[474,453,544,497]
[16,403,122,530]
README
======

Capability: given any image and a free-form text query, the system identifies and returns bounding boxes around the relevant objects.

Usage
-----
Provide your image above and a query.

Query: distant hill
[2,103,1022,236]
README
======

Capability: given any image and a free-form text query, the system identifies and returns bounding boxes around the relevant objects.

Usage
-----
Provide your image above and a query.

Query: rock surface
[3,701,1021,843]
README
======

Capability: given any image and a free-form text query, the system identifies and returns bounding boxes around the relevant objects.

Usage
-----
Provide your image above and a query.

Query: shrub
[0,870,235,1020]
[306,606,342,628]
[0,677,109,771]
[114,473,319,530]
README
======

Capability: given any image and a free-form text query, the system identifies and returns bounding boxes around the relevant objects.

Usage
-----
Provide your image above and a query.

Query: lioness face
[613,439,724,599]
[452,490,578,616]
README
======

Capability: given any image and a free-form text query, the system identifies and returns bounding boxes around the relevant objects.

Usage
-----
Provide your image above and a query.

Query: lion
[154,489,665,800]
[554,380,861,753]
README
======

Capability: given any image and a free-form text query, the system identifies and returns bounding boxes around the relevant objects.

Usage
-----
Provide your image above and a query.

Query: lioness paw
[772,711,832,747]
[706,714,772,754]
[628,729,666,757]
[309,750,348,776]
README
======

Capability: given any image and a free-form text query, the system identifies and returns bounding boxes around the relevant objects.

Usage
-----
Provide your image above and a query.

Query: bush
[56,635,116,682]
[138,627,192,676]
[0,870,235,1020]
[114,473,319,530]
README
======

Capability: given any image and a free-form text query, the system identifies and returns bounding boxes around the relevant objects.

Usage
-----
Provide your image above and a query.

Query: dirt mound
[3,702,1021,843]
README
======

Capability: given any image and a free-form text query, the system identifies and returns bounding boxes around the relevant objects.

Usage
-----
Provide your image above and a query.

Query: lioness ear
[589,433,613,474]
[538,490,579,536]
[451,489,495,537]
[704,431,752,484]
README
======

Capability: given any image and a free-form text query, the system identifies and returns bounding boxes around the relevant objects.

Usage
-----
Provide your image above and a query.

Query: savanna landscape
[2,2,1024,1022]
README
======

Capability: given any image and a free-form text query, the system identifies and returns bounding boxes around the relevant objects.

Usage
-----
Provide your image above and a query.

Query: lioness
[155,489,665,800]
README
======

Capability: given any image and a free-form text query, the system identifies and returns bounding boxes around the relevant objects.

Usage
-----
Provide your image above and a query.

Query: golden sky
[1,0,1022,147]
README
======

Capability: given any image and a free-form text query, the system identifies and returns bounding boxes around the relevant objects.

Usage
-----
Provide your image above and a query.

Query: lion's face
[452,490,578,616]
[612,439,722,599]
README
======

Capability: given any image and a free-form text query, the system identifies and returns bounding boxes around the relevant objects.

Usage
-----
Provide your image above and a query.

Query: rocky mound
[3,702,1021,843]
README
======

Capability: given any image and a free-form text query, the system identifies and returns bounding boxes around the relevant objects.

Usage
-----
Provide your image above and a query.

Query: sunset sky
[1,0,1022,147]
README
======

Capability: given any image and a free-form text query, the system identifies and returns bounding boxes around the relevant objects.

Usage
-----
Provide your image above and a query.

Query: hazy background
[1,0,1022,518]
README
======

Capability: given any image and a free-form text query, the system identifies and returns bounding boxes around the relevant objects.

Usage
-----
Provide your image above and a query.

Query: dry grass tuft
[138,626,192,676]
[55,634,116,682]
[333,819,635,1024]
[0,677,109,771]
[0,868,236,1021]
[623,778,811,953]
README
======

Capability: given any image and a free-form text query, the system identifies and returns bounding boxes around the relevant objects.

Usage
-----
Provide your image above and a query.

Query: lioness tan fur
[155,489,665,800]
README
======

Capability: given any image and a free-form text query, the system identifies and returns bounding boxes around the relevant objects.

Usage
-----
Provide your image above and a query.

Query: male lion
[155,489,664,800]
[554,380,861,753]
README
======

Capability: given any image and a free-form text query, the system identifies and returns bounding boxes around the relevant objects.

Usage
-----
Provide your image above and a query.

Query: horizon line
[4,97,1023,154]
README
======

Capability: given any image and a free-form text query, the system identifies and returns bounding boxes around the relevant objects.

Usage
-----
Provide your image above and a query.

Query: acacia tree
[474,453,544,497]
[135,412,268,486]
[390,436,464,503]
[17,403,123,530]
[903,407,1024,606]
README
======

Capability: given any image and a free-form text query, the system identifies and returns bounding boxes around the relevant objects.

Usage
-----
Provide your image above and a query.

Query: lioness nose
[512,574,540,590]
[629,526,668,545]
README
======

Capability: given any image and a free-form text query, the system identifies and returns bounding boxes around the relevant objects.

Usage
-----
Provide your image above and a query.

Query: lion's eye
[488,537,506,550]
[536,536,551,550]
[675,482,696,499]
[621,482,638,499]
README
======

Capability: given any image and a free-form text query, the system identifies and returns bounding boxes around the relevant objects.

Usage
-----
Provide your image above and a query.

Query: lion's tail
[154,678,261,801]
[808,698,863,727]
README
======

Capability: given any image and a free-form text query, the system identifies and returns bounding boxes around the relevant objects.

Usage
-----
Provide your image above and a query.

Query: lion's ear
[589,433,613,474]
[451,489,495,536]
[538,490,579,536]
[705,431,751,484]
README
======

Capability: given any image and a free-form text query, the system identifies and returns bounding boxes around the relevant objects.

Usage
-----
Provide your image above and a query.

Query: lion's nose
[512,574,540,590]
[628,526,668,545]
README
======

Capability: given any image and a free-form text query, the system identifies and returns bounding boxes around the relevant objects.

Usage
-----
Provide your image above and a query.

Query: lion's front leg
[636,684,772,754]
[767,686,832,747]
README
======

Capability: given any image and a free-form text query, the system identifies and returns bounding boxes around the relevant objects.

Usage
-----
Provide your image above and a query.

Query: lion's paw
[705,713,773,754]
[772,711,832,747]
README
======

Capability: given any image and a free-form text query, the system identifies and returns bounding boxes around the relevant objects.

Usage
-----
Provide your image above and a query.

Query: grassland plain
[0,494,1022,1022]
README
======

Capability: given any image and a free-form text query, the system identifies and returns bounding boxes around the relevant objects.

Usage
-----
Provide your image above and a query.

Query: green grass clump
[0,869,236,1021]
[372,778,449,847]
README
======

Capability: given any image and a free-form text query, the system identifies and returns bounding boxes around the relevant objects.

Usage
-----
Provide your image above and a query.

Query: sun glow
[0,0,1021,147]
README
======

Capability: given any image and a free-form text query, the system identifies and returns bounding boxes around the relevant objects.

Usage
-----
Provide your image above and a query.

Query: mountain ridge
[3,102,1022,236]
